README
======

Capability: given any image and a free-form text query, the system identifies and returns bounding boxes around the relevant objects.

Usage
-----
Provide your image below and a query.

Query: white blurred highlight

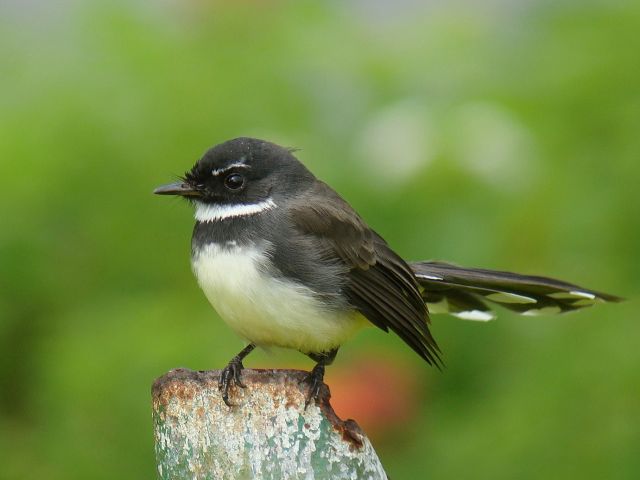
[449,102,537,190]
[353,100,437,186]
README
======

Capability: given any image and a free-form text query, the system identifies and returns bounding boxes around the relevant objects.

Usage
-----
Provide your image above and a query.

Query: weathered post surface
[152,368,388,480]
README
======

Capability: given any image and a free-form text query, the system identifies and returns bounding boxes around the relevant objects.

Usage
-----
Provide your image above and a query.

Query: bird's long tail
[411,261,622,321]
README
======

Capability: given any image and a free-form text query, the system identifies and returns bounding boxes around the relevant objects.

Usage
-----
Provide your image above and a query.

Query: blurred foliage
[1,0,639,479]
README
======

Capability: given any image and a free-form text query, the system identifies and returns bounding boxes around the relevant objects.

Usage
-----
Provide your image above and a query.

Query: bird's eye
[224,173,245,191]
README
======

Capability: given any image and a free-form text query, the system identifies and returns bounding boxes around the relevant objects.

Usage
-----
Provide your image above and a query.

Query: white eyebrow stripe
[211,163,250,176]
[195,198,277,222]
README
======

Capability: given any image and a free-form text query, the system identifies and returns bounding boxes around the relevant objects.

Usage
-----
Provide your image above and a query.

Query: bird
[154,137,621,407]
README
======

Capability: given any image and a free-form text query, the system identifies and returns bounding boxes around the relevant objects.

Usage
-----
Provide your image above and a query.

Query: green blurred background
[1,0,639,478]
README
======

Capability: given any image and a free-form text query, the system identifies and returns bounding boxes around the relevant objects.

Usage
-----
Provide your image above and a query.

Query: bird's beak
[153,181,201,197]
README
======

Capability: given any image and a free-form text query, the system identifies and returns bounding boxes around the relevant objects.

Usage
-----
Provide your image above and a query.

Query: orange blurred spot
[325,354,425,438]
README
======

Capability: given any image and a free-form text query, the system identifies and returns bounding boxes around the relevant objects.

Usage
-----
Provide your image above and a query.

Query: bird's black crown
[180,137,314,204]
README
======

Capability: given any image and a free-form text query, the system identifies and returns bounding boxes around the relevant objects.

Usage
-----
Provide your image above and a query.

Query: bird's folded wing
[412,261,622,321]
[289,182,441,366]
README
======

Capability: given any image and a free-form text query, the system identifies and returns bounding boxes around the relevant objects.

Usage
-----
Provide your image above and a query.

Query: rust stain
[153,368,217,407]
[152,367,366,449]
[317,387,365,450]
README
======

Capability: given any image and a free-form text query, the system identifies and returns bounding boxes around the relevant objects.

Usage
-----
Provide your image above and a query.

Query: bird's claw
[302,364,325,410]
[218,358,246,407]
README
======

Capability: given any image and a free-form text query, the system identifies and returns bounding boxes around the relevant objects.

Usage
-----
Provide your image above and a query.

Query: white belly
[191,242,365,353]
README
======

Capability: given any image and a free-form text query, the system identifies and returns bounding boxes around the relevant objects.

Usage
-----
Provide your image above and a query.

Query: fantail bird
[154,137,621,407]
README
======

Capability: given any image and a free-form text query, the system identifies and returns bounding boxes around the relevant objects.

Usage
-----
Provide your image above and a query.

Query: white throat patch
[194,198,277,222]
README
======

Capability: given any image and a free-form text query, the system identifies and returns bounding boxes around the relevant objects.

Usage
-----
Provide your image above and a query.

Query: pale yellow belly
[192,243,366,353]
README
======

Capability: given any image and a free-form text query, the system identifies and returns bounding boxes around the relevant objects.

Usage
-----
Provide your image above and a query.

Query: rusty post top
[152,368,366,449]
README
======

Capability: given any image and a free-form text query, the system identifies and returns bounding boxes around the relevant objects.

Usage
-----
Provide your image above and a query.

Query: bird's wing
[412,261,622,320]
[289,181,441,366]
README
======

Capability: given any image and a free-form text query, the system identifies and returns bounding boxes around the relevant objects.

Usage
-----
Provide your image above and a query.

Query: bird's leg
[303,348,339,409]
[219,343,256,407]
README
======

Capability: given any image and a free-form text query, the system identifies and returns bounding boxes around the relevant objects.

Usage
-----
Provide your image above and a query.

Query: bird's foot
[302,363,325,410]
[218,357,246,407]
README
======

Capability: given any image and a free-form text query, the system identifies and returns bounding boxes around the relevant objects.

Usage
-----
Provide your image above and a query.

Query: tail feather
[411,261,622,321]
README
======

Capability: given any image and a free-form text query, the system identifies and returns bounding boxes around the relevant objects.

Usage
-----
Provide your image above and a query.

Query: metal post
[152,368,388,480]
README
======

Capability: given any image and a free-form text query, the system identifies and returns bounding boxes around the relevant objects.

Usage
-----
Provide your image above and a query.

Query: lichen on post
[152,368,388,480]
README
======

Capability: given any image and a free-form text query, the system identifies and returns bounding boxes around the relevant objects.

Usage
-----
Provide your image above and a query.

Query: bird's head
[154,138,313,218]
